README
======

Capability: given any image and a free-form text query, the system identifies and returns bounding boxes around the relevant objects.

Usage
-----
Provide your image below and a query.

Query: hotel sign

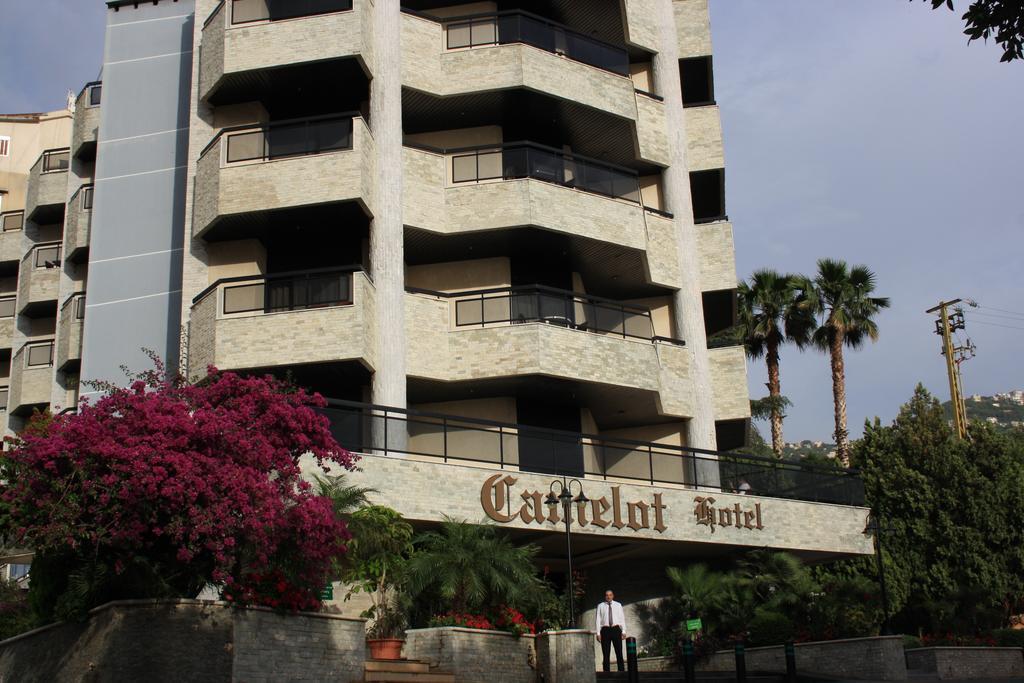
[480,476,768,535]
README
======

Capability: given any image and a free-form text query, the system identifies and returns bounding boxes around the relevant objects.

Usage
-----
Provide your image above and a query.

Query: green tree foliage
[916,0,1024,62]
[404,518,550,623]
[737,271,816,456]
[343,505,414,638]
[817,385,1024,634]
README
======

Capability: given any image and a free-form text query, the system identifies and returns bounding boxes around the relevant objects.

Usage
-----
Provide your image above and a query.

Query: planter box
[697,636,907,681]
[403,626,537,683]
[905,647,1024,680]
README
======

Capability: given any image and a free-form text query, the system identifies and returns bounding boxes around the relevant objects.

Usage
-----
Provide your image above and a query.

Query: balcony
[401,10,668,165]
[193,114,374,238]
[405,286,695,419]
[199,0,370,106]
[18,244,61,316]
[73,82,102,161]
[188,267,376,375]
[8,341,54,416]
[403,142,681,289]
[57,293,85,372]
[25,149,70,225]
[0,211,24,263]
[64,185,93,263]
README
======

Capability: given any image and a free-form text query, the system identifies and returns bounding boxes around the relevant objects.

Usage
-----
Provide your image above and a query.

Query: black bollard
[682,638,696,683]
[784,641,797,683]
[734,641,747,683]
[626,637,640,683]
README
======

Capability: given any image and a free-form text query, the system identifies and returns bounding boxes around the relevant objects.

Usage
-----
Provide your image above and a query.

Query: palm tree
[314,474,376,517]
[404,518,543,615]
[811,259,890,465]
[737,270,817,456]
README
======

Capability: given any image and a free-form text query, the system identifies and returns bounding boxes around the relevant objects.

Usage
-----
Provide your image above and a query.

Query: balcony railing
[444,141,641,204]
[409,285,677,343]
[226,0,352,26]
[21,340,55,369]
[0,211,23,232]
[193,266,361,314]
[320,400,867,507]
[39,148,70,174]
[432,9,629,77]
[62,293,86,321]
[202,114,355,164]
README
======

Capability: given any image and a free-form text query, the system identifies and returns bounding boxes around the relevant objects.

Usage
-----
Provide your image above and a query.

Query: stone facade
[349,454,874,556]
[709,345,750,421]
[685,104,725,171]
[0,600,366,683]
[905,647,1024,680]
[697,220,738,293]
[192,117,375,237]
[71,98,100,158]
[56,298,84,370]
[698,636,907,681]
[199,2,373,102]
[674,0,713,59]
[24,157,67,223]
[403,627,536,683]
[63,186,92,261]
[188,272,376,377]
[17,250,60,311]
[535,630,597,683]
[0,229,20,263]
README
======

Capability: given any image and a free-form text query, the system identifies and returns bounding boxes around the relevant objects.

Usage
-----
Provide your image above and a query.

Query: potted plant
[343,505,414,660]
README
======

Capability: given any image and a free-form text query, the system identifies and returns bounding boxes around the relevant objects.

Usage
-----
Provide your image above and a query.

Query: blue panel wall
[80,0,195,396]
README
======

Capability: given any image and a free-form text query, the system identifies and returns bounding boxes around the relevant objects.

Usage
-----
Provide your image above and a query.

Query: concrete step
[363,672,455,683]
[365,660,431,674]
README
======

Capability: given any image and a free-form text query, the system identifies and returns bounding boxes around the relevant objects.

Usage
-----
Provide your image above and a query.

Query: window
[689,168,725,223]
[679,56,715,107]
[74,296,86,320]
[41,149,69,173]
[34,245,61,269]
[7,564,29,580]
[0,297,14,319]
[0,136,9,158]
[88,84,102,107]
[81,186,94,210]
[26,342,54,368]
[0,211,21,232]
[0,387,7,411]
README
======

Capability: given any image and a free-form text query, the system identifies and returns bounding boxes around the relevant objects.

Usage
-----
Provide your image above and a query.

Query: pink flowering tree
[0,360,355,620]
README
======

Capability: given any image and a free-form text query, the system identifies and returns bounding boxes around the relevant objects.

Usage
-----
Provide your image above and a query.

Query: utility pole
[926,299,972,440]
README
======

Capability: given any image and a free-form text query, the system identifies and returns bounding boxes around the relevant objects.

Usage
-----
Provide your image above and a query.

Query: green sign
[319,584,334,601]
[685,618,703,632]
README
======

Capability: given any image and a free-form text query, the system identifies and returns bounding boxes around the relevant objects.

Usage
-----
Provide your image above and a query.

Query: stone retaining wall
[905,647,1024,680]
[0,599,366,683]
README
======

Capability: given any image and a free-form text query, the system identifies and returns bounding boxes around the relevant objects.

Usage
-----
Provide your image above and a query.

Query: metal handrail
[321,399,866,506]
[193,265,365,305]
[199,112,361,159]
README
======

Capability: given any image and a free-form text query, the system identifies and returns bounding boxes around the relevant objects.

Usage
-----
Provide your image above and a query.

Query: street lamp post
[545,477,589,628]
[865,511,893,635]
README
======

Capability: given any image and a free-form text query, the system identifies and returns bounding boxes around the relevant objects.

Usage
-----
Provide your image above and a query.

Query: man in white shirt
[595,589,626,672]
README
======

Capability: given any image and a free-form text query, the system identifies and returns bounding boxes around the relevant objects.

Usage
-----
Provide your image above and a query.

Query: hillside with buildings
[950,390,1024,430]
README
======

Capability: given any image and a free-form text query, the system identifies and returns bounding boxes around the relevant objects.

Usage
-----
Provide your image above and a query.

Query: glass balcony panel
[313,118,352,153]
[266,281,293,311]
[89,85,102,107]
[267,122,309,159]
[1,212,22,232]
[43,151,69,173]
[0,388,7,409]
[35,246,61,268]
[232,0,269,23]
[455,298,483,326]
[226,131,265,163]
[27,343,54,367]
[538,292,571,324]
[0,298,14,318]
[223,283,265,314]
[518,14,557,52]
[510,291,539,323]
[306,274,345,307]
[470,18,496,45]
[501,147,529,179]
[447,23,472,49]
[624,311,654,339]
[476,151,503,180]
[601,443,649,480]
[593,304,625,335]
[481,295,510,324]
[446,421,502,464]
[451,154,478,183]
[651,449,688,485]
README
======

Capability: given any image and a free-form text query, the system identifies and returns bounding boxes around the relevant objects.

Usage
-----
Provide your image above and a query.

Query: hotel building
[3,0,873,643]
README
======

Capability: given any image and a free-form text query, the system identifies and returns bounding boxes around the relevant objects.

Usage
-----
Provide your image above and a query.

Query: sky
[0,1,1021,442]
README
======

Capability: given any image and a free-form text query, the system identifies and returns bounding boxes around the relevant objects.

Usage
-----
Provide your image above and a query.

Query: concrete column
[535,629,597,683]
[652,0,718,453]
[369,0,407,415]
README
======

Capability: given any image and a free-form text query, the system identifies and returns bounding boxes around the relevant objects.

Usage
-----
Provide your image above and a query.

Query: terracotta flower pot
[367,638,405,660]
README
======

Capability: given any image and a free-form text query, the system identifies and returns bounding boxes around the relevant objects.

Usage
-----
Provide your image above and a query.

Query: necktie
[605,603,611,627]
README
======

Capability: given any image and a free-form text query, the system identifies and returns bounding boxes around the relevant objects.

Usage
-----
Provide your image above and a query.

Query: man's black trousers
[600,625,624,672]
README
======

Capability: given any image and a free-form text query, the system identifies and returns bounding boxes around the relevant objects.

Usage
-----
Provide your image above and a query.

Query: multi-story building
[8,0,873,645]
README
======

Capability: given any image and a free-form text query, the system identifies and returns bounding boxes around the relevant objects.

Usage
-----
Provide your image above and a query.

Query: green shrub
[747,610,796,646]
[0,581,37,641]
[992,628,1024,647]
[902,634,923,649]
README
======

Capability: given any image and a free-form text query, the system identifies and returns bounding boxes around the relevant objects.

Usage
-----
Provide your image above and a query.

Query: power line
[965,299,1024,318]
[964,318,1024,332]
[969,310,1024,322]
